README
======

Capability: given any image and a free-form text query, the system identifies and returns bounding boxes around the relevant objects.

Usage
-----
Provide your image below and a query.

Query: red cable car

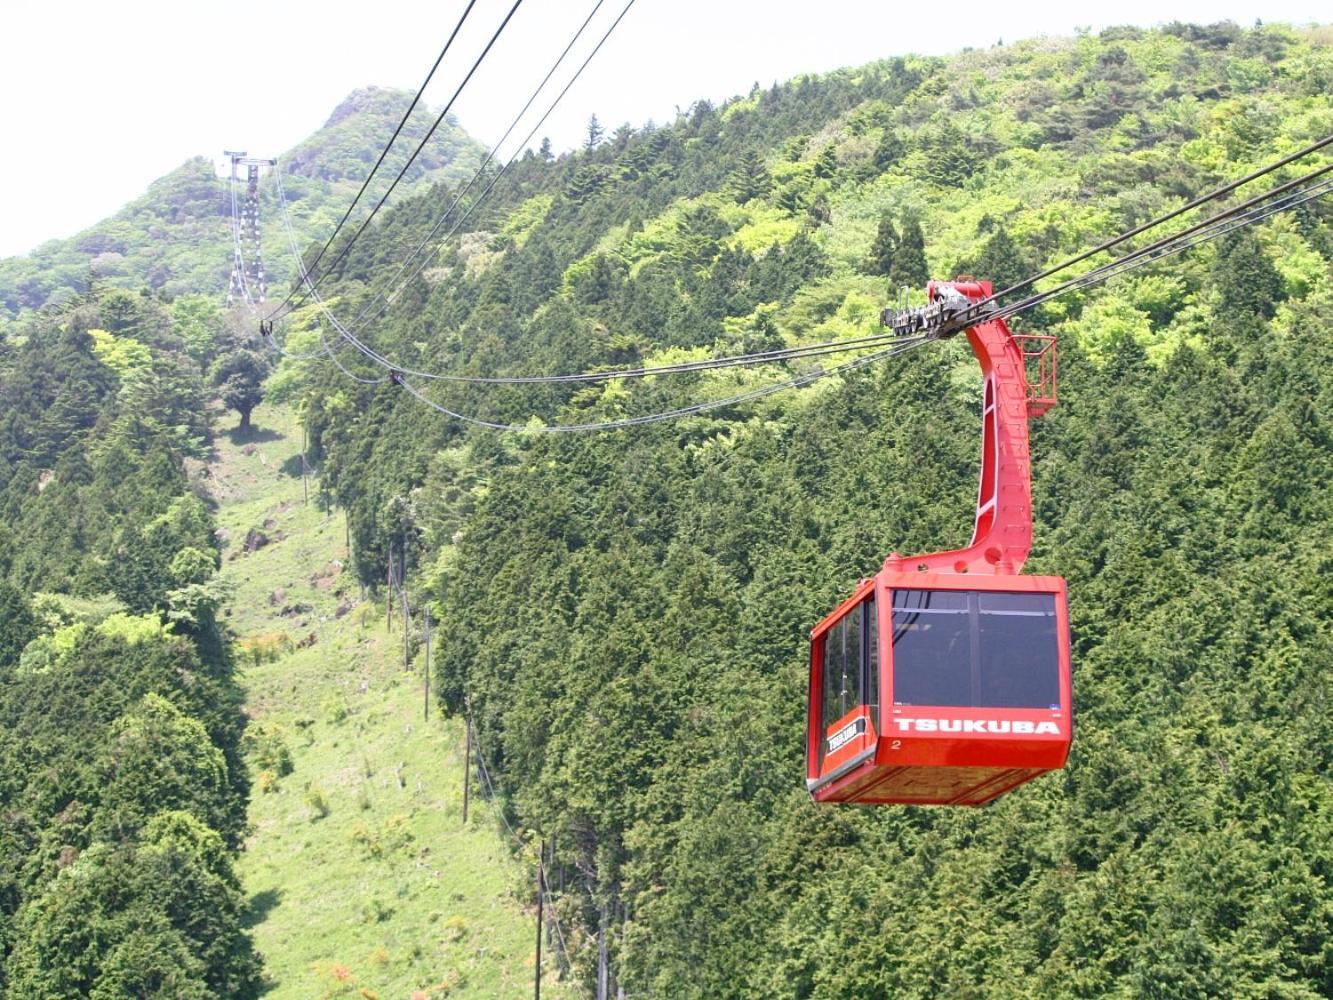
[806,280,1072,806]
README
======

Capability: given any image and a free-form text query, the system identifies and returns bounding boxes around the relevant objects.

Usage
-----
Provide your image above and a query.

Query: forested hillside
[0,289,262,994]
[273,20,1333,996]
[0,87,483,335]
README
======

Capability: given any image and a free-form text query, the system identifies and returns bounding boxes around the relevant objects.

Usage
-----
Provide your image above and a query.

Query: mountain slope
[0,87,484,332]
[276,21,1333,996]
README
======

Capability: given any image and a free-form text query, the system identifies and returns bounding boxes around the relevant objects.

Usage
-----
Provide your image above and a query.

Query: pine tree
[729,149,772,204]
[813,144,839,179]
[866,216,899,276]
[889,215,930,288]
[872,130,906,173]
[584,114,605,152]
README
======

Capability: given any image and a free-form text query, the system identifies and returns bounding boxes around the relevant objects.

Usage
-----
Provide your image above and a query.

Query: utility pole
[535,845,545,1000]
[423,606,432,721]
[400,544,410,672]
[300,424,309,505]
[462,716,471,824]
[402,592,410,671]
[387,548,394,632]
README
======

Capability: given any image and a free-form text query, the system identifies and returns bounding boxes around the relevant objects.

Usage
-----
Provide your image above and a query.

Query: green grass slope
[212,403,565,999]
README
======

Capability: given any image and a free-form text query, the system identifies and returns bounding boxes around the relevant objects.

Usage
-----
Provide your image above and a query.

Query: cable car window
[978,593,1060,708]
[866,597,879,721]
[890,590,971,707]
[820,595,878,734]
[891,590,1060,709]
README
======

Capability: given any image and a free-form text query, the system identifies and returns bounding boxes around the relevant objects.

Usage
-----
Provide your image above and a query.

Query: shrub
[305,785,330,821]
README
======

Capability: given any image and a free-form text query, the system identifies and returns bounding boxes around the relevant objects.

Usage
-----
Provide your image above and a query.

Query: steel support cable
[384,175,1330,432]
[394,338,932,433]
[997,175,1333,322]
[268,0,614,372]
[320,329,390,384]
[270,0,527,319]
[370,0,611,315]
[300,158,1332,410]
[970,131,1333,314]
[229,169,259,309]
[265,167,343,362]
[991,163,1333,324]
[349,327,928,384]
[298,1,914,388]
[268,0,483,318]
[317,0,639,360]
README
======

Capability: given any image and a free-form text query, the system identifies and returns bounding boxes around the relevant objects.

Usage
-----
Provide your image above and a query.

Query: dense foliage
[279,20,1333,995]
[0,87,483,335]
[0,289,260,996]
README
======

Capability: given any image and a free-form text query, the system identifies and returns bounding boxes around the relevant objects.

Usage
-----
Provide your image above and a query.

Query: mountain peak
[323,86,416,129]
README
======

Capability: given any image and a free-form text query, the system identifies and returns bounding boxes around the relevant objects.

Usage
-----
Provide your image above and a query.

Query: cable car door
[811,584,881,782]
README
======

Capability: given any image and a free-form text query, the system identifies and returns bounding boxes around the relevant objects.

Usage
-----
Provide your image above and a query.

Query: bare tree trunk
[597,901,610,1000]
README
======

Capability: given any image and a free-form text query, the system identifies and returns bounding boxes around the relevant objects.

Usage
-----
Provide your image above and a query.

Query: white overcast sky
[0,0,1327,258]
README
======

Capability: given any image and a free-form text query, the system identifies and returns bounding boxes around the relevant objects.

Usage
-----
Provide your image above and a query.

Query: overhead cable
[973,131,1333,315]
[395,338,931,433]
[267,0,483,316]
[269,0,528,319]
[308,0,639,360]
[992,161,1333,323]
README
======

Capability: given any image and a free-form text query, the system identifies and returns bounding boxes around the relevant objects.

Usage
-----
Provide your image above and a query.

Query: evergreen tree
[729,149,772,204]
[813,143,839,179]
[960,224,1027,294]
[1214,229,1285,320]
[0,583,36,670]
[872,129,906,173]
[584,114,606,151]
[866,216,899,277]
[889,214,930,288]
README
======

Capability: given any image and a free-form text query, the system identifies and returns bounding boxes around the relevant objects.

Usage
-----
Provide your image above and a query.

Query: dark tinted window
[890,590,971,707]
[821,596,878,732]
[891,590,1061,709]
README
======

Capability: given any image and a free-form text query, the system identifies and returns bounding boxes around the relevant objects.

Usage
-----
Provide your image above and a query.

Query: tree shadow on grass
[279,453,308,479]
[226,424,283,446]
[242,888,283,930]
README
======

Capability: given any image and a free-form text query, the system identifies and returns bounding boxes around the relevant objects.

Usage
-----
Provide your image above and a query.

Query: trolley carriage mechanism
[807,280,1071,807]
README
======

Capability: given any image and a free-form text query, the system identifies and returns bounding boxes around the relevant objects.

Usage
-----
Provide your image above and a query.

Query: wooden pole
[401,545,410,672]
[535,845,545,1000]
[387,549,394,633]
[423,607,431,721]
[301,424,309,505]
[462,718,471,824]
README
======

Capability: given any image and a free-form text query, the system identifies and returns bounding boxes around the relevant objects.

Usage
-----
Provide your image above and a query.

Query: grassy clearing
[212,402,564,999]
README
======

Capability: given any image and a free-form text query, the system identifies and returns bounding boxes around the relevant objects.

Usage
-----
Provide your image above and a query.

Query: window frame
[888,588,1060,710]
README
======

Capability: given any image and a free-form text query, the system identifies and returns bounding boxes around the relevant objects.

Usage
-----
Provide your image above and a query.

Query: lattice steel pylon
[224,150,277,305]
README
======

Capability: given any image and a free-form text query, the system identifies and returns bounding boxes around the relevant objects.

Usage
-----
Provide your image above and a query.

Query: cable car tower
[224,151,277,304]
[807,280,1071,807]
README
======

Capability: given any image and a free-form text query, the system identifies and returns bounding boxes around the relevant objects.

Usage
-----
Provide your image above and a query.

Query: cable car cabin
[807,572,1071,806]
[806,279,1072,806]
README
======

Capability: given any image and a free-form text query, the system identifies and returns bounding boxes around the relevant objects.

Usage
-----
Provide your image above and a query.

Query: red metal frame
[807,280,1071,806]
